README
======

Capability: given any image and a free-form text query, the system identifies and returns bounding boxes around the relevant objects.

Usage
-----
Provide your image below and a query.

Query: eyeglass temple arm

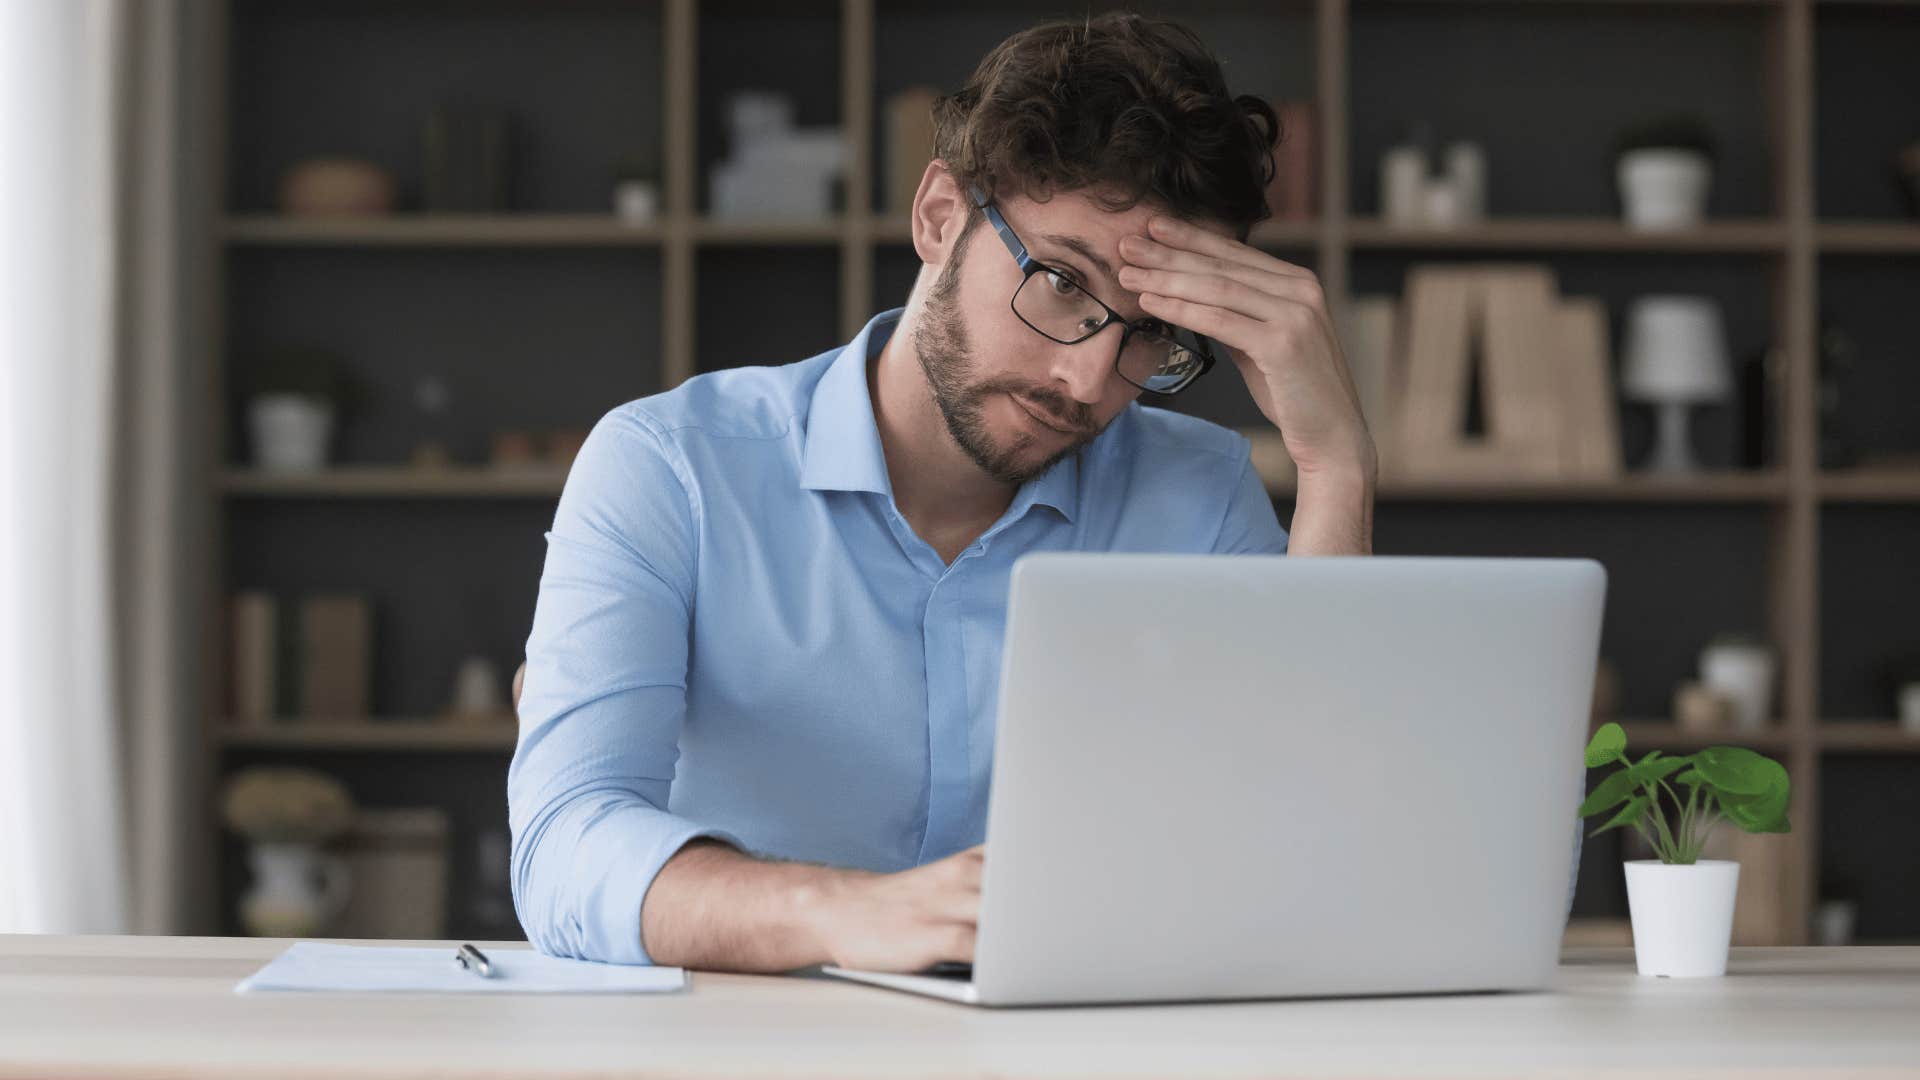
[969,185,1032,267]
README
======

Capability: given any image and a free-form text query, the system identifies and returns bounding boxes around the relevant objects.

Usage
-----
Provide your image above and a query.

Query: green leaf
[1626,757,1689,787]
[1674,766,1705,788]
[1585,722,1627,768]
[1588,793,1651,838]
[1718,758,1792,834]
[1692,746,1775,797]
[1578,768,1638,819]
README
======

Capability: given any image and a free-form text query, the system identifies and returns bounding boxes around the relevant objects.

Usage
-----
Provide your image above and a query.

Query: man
[510,12,1379,975]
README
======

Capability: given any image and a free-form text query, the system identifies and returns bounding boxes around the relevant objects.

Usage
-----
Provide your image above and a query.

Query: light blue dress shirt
[508,306,1284,963]
[508,306,1579,965]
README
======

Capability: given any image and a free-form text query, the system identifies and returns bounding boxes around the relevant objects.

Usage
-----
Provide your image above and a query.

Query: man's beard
[910,227,1101,485]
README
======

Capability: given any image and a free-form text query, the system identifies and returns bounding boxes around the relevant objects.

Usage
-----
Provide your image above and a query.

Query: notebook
[234,942,688,994]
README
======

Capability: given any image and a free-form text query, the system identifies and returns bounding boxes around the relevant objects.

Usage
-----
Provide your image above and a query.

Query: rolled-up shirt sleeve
[509,406,746,965]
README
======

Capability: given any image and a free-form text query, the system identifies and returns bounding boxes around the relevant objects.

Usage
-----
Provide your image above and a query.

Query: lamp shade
[1620,295,1733,404]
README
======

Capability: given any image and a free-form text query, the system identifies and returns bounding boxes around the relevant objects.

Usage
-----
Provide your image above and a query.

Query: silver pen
[454,942,494,978]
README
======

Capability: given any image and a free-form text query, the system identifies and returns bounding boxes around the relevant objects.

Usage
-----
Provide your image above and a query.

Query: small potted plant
[1613,115,1717,230]
[1579,721,1789,978]
[240,345,358,472]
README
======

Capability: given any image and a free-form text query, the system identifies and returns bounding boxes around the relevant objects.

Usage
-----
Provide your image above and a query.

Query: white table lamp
[1620,295,1732,473]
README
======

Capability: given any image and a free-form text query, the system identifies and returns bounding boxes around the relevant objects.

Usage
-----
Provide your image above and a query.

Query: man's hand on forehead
[1114,215,1371,482]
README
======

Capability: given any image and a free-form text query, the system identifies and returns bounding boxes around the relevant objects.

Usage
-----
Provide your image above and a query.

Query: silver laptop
[822,554,1605,1007]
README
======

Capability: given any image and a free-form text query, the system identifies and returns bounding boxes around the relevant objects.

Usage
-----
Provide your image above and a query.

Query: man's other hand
[800,844,984,972]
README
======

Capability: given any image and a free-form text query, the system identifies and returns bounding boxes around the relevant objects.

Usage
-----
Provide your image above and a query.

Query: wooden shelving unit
[197,0,1920,944]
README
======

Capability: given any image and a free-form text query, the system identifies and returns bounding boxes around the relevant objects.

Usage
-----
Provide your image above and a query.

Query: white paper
[234,942,688,994]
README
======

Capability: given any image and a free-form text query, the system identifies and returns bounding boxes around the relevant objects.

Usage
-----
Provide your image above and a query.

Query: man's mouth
[1011,393,1077,435]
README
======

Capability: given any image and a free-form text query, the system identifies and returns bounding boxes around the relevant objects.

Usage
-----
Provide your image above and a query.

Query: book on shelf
[299,594,372,722]
[883,86,939,217]
[227,592,277,727]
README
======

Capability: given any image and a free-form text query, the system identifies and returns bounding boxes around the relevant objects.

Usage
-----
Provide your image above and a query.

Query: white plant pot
[1625,859,1739,977]
[248,394,334,472]
[239,840,351,938]
[1618,149,1712,230]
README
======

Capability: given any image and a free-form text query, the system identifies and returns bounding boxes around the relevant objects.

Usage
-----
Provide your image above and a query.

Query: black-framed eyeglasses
[968,186,1217,396]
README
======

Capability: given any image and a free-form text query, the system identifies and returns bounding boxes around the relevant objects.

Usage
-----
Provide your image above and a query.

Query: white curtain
[0,0,200,935]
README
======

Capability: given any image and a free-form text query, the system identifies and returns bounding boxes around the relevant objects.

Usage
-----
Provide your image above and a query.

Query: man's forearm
[1286,458,1376,556]
[639,838,848,972]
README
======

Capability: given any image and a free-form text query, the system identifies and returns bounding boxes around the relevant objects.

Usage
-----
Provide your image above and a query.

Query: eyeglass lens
[1013,269,1205,392]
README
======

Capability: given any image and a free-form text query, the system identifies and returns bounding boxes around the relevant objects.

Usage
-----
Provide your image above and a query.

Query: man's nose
[1046,328,1116,406]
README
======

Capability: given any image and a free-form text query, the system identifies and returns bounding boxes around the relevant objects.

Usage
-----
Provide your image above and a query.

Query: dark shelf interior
[227,248,663,467]
[1821,507,1920,719]
[1815,4,1920,221]
[696,0,842,216]
[1349,2,1777,219]
[695,248,842,371]
[229,1,664,214]
[1818,257,1920,463]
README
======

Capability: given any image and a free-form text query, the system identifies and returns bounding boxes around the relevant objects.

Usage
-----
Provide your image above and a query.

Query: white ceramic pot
[239,841,350,938]
[1700,642,1776,732]
[1898,682,1920,733]
[1625,859,1739,977]
[1618,149,1712,230]
[248,394,334,472]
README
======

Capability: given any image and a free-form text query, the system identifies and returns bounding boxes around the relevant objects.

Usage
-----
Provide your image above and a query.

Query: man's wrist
[789,863,863,967]
[1288,451,1376,556]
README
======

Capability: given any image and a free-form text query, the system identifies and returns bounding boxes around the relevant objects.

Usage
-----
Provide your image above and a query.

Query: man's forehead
[999,188,1233,271]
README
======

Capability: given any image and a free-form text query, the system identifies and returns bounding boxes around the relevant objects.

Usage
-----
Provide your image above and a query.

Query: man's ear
[909,159,971,268]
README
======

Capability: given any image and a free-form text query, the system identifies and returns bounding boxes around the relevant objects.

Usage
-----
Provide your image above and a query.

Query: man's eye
[1044,269,1079,295]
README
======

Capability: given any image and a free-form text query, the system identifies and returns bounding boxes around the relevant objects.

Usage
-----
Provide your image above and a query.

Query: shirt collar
[799,309,900,497]
[799,307,1081,524]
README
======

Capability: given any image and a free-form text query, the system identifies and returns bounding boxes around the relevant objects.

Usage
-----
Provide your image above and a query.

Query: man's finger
[1119,265,1297,324]
[1145,214,1315,279]
[1119,233,1304,297]
[941,923,978,963]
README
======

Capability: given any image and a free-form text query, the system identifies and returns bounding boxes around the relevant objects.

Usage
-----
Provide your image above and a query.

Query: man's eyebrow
[1037,232,1117,287]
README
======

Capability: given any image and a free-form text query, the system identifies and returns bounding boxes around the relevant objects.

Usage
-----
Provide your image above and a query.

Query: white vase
[1700,643,1776,732]
[248,394,334,472]
[1624,859,1739,977]
[1618,149,1712,230]
[240,841,350,938]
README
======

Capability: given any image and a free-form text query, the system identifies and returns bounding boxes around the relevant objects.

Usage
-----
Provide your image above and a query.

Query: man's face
[910,186,1231,486]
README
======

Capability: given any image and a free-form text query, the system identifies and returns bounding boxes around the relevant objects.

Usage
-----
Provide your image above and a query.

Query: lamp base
[1644,400,1702,473]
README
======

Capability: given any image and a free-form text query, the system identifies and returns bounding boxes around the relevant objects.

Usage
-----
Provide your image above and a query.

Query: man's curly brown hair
[930,11,1282,243]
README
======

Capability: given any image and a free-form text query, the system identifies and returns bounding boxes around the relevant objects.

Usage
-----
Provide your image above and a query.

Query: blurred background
[1,0,1916,951]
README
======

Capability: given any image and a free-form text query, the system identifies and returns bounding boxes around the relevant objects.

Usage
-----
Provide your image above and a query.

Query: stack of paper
[235,942,688,995]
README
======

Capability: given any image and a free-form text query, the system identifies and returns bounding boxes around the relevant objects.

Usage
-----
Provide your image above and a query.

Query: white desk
[3,934,1918,1078]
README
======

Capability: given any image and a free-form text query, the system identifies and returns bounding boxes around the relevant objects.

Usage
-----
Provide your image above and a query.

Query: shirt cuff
[580,811,749,966]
